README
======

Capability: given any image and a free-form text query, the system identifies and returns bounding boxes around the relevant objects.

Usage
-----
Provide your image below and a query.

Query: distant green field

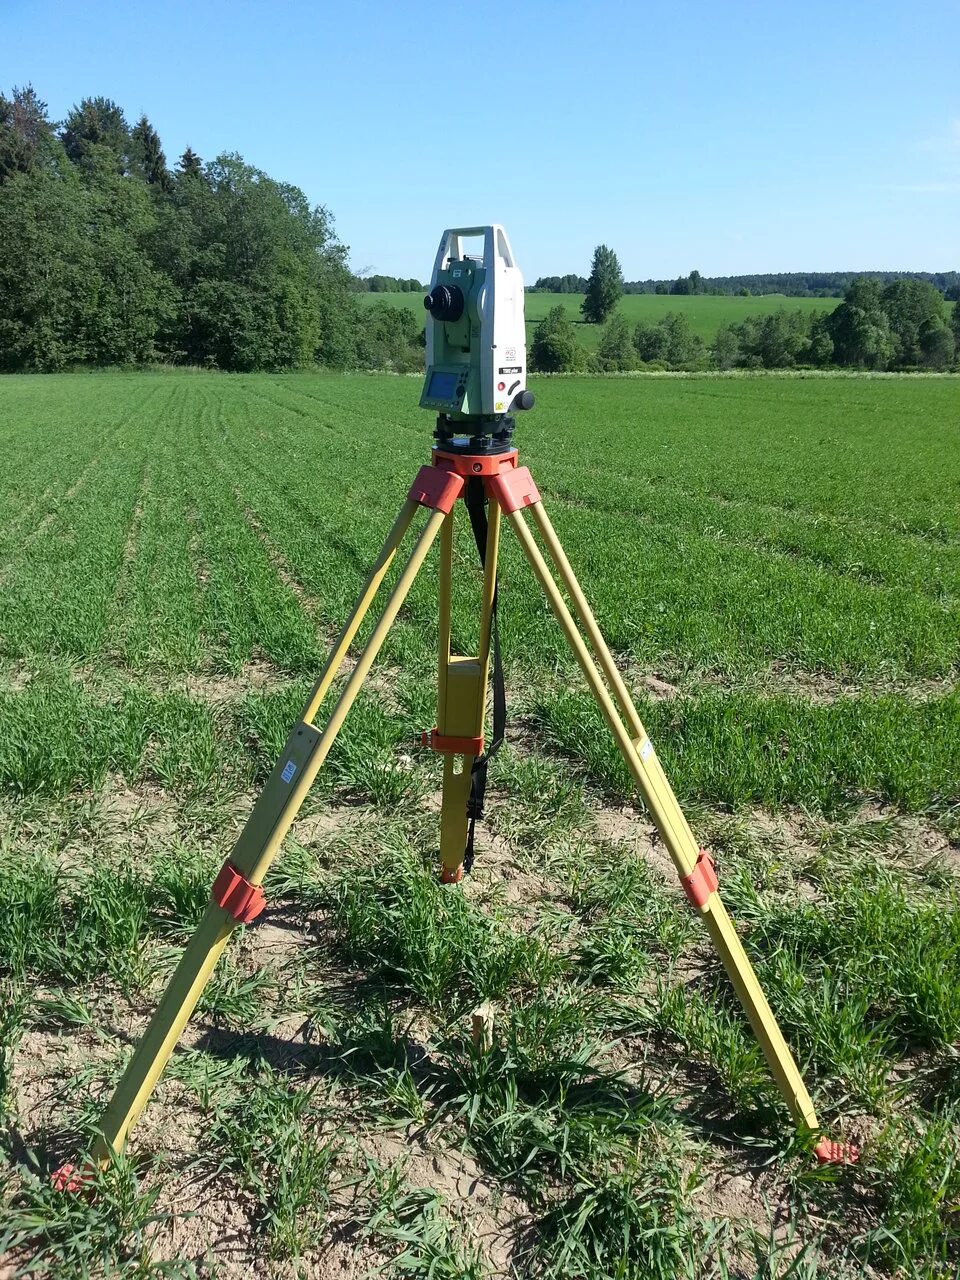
[358,289,842,348]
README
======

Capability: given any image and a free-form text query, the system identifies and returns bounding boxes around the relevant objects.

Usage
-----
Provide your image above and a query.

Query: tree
[0,143,94,369]
[634,312,704,367]
[634,320,669,363]
[61,96,130,173]
[809,314,834,366]
[952,297,960,350]
[177,147,203,178]
[0,84,53,181]
[595,313,634,371]
[712,325,739,370]
[581,244,622,324]
[530,304,583,372]
[827,277,893,369]
[357,302,422,371]
[882,278,948,366]
[919,318,955,370]
[130,115,171,191]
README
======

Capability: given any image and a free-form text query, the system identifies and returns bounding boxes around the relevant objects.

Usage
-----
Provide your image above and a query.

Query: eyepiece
[424,284,465,323]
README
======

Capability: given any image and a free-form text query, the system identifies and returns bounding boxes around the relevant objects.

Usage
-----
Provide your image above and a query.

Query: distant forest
[0,85,425,372]
[533,269,960,300]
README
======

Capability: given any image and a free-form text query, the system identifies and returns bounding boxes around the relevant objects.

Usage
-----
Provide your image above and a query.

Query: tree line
[532,277,960,373]
[354,274,424,293]
[0,85,425,372]
[535,267,960,300]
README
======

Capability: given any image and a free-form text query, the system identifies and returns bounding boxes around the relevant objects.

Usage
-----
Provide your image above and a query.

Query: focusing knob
[512,390,535,411]
[423,284,465,323]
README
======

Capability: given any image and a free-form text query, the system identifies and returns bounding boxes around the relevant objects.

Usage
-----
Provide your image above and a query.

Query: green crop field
[1,371,958,1277]
[359,289,843,349]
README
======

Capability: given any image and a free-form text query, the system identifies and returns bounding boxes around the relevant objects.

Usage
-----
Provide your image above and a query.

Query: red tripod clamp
[211,861,266,924]
[408,448,541,517]
[422,728,484,756]
[680,849,718,909]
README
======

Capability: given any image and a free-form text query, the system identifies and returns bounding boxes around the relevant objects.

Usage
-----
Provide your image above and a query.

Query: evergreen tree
[177,147,203,178]
[61,97,130,173]
[0,84,53,181]
[952,297,960,350]
[581,244,623,324]
[130,115,172,191]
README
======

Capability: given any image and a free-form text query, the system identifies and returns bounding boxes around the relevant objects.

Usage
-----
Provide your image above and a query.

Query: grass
[326,838,566,1007]
[357,289,842,351]
[0,1150,197,1279]
[0,369,958,1275]
[208,1067,341,1262]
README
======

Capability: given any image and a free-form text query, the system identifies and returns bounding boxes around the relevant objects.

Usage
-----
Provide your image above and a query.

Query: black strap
[463,478,506,874]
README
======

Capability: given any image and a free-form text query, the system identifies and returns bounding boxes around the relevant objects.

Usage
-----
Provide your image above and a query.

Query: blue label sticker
[280,760,297,784]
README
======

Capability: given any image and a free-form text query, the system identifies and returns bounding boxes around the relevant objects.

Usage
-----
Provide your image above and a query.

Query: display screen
[427,371,459,400]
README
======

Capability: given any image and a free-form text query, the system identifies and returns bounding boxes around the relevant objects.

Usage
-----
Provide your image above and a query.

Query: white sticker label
[639,738,653,760]
[280,760,297,783]
[505,346,517,361]
[452,268,462,277]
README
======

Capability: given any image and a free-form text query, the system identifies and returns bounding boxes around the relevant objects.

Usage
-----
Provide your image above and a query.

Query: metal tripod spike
[60,442,855,1184]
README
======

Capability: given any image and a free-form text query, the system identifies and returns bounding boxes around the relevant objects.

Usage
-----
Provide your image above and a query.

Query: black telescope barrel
[424,284,464,323]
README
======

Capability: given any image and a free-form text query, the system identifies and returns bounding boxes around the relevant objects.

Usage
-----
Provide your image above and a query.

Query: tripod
[67,438,853,1179]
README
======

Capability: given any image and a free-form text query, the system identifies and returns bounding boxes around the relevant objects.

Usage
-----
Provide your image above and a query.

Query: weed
[327,840,566,1007]
[357,1159,486,1279]
[209,1066,341,1262]
[853,1107,960,1274]
[529,1157,706,1280]
[0,1149,196,1279]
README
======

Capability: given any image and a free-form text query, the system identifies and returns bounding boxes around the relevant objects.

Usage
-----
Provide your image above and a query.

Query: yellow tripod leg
[433,500,501,881]
[504,501,820,1134]
[90,501,445,1163]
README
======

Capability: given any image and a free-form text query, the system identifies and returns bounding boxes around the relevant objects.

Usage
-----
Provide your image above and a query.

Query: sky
[2,0,959,283]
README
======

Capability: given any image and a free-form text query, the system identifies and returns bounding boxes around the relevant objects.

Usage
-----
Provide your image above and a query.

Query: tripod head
[420,225,534,454]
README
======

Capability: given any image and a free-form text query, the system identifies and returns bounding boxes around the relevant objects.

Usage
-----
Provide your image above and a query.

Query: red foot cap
[814,1137,859,1165]
[51,1161,96,1193]
[440,864,464,884]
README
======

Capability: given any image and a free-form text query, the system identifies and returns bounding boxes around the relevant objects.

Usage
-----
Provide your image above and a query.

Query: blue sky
[3,0,958,282]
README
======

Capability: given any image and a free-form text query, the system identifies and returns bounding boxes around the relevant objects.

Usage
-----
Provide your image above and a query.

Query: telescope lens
[424,284,464,323]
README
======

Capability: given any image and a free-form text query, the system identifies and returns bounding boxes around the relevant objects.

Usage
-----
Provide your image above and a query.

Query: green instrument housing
[420,257,486,420]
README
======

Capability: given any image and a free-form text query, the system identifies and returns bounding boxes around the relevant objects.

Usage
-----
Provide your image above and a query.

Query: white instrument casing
[425,225,527,416]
